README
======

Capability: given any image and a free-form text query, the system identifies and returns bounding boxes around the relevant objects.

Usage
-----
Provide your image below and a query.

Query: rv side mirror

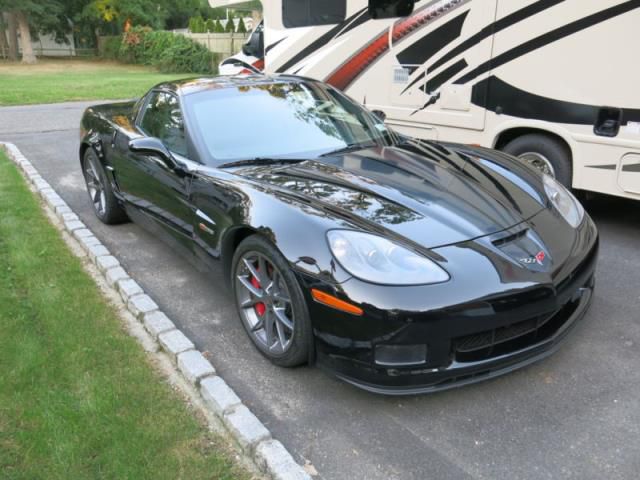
[369,0,415,19]
[372,110,387,122]
[243,29,264,58]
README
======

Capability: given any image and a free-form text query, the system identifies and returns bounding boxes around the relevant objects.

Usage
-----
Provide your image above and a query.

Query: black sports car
[79,75,598,394]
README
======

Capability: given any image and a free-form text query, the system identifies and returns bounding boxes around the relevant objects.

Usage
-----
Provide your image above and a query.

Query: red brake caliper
[250,267,266,316]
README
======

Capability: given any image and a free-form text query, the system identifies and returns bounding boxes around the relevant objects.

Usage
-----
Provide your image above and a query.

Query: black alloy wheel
[231,235,311,367]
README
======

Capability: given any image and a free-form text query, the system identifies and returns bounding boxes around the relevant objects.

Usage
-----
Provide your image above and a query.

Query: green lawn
[0,59,195,106]
[0,150,250,479]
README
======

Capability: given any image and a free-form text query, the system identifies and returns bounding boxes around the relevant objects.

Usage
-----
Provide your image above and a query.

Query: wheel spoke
[92,188,101,203]
[264,310,276,350]
[257,255,269,285]
[273,290,290,304]
[250,317,264,332]
[241,297,261,309]
[237,275,263,299]
[89,161,101,183]
[273,306,293,331]
[242,258,261,283]
[274,317,287,349]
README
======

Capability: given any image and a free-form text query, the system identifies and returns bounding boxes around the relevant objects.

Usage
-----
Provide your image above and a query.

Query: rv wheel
[503,134,572,187]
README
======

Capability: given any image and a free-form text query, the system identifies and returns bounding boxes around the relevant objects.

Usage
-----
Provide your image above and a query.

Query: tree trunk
[6,11,18,61]
[15,10,36,64]
[0,14,9,59]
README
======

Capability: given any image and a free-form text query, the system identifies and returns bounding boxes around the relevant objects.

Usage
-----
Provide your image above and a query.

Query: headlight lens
[542,175,584,228]
[327,230,450,285]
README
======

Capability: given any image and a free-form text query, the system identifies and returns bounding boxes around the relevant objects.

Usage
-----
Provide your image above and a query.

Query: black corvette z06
[79,75,598,394]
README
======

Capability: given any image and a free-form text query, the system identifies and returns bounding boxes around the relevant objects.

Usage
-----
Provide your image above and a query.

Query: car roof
[153,74,317,97]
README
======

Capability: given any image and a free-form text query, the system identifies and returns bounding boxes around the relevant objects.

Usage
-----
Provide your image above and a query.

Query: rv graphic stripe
[275,8,368,73]
[396,11,469,67]
[429,0,567,73]
[471,76,640,127]
[455,0,640,85]
[265,37,286,55]
[336,9,371,38]
[425,59,468,93]
[398,11,470,94]
[326,0,471,90]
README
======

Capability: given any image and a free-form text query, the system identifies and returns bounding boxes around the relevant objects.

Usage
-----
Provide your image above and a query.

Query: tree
[213,19,224,34]
[205,18,215,33]
[1,12,17,60]
[236,17,247,34]
[224,18,235,33]
[15,10,35,63]
[189,15,205,33]
[0,1,66,64]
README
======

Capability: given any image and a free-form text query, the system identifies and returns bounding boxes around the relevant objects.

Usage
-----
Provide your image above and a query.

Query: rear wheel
[502,134,572,187]
[231,235,311,367]
[82,148,128,224]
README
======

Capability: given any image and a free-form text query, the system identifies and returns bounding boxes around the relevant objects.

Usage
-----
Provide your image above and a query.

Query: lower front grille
[453,291,584,363]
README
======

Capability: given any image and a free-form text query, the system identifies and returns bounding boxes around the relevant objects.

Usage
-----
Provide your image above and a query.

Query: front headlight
[542,175,585,228]
[327,230,450,285]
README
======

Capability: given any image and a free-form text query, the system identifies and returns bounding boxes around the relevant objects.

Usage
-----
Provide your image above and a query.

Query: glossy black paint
[79,75,598,394]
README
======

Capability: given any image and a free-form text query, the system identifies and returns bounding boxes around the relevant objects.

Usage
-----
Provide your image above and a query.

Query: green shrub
[237,17,247,34]
[115,26,218,74]
[214,20,225,33]
[225,19,235,33]
[188,15,206,33]
[205,19,216,33]
[102,36,122,60]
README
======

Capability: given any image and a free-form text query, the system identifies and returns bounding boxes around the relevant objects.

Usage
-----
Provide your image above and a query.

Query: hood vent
[491,227,529,247]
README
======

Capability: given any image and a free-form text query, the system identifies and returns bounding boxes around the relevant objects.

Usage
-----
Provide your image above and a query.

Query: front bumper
[299,214,599,395]
[325,279,593,395]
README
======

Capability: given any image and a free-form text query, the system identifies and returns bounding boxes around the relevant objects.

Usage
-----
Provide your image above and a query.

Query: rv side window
[282,0,346,28]
[369,0,415,19]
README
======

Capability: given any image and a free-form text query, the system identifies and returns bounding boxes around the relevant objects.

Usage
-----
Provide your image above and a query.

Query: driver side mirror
[129,137,178,170]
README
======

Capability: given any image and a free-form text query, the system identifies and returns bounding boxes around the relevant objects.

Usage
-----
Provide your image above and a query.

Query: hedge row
[102,27,218,75]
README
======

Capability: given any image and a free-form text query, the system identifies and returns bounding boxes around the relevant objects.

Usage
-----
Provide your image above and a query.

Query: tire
[81,148,128,224]
[231,235,311,367]
[502,134,572,187]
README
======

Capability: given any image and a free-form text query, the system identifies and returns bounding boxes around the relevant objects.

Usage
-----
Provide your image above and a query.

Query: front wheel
[231,235,311,367]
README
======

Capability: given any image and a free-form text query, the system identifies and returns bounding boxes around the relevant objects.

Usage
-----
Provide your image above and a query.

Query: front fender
[191,173,353,286]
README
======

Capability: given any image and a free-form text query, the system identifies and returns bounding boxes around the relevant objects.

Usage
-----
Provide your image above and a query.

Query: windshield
[183,80,395,165]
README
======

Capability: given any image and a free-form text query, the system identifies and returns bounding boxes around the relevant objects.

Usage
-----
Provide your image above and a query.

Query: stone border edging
[1,142,312,480]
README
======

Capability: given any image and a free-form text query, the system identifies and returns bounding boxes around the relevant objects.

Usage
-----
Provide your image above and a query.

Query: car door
[119,90,196,250]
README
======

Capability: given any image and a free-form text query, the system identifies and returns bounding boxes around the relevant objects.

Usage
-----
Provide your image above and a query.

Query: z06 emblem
[520,251,546,266]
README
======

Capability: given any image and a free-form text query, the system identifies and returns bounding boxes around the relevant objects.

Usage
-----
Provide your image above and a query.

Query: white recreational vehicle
[212,0,640,200]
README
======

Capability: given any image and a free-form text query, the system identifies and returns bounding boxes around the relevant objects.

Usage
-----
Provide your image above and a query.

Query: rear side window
[139,91,188,157]
[283,0,346,28]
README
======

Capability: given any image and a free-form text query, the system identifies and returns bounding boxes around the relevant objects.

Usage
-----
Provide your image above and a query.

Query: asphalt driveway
[2,101,639,480]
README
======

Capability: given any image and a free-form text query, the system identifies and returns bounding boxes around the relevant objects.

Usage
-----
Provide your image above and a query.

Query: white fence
[179,32,251,57]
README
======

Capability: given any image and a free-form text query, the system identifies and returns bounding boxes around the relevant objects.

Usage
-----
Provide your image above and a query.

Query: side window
[139,91,188,157]
[282,0,346,28]
[369,0,415,19]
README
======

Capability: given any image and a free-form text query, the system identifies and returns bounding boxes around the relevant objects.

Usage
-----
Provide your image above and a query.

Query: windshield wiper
[320,142,374,157]
[218,157,306,169]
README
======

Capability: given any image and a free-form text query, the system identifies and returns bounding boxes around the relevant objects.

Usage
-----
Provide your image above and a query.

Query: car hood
[232,142,548,249]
